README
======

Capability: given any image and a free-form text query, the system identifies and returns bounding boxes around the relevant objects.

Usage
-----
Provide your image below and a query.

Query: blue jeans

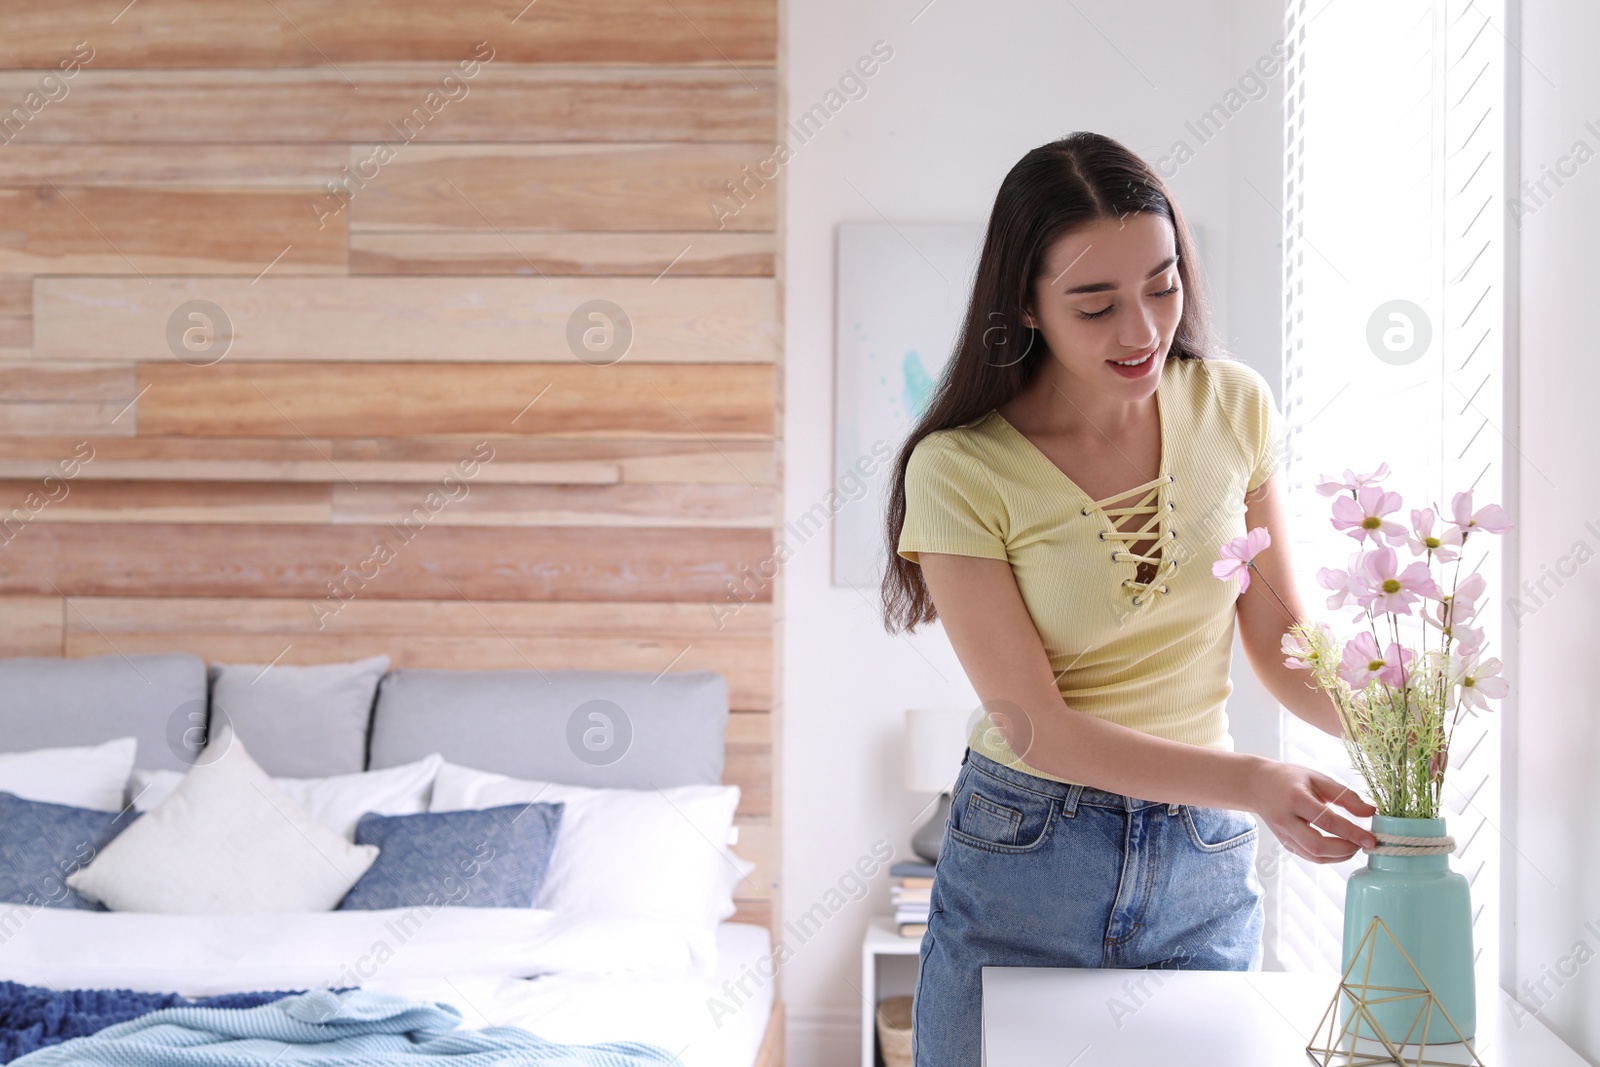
[911,748,1264,1066]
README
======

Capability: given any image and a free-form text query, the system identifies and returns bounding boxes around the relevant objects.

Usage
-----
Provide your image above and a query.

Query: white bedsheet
[366,922,775,1067]
[0,906,716,991]
[0,907,773,1067]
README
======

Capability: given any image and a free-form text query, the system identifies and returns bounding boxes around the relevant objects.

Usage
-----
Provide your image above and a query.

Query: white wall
[1507,0,1600,1056]
[779,2,1288,1061]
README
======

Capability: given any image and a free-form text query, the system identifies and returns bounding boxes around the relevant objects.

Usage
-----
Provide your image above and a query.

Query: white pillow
[429,762,749,931]
[0,738,137,812]
[127,753,443,840]
[66,725,378,913]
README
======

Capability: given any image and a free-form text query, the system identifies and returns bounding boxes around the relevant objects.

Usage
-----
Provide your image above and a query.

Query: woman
[879,132,1377,1066]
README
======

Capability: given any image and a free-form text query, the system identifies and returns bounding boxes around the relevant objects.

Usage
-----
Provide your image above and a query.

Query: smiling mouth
[1110,350,1157,367]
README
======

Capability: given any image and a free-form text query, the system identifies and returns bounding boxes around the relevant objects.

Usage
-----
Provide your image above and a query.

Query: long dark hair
[880,131,1224,633]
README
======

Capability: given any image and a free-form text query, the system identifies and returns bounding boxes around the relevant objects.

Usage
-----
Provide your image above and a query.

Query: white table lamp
[904,707,971,863]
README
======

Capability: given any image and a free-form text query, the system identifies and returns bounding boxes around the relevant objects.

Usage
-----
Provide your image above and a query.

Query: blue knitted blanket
[7,986,680,1066]
[0,982,293,1063]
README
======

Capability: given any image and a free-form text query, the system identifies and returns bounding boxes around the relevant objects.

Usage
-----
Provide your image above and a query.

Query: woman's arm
[1235,469,1346,737]
[917,548,1377,862]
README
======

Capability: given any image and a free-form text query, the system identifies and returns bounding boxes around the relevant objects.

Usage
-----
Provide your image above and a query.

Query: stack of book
[890,860,935,937]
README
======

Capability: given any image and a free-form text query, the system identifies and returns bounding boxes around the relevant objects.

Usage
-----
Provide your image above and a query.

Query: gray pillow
[367,668,728,788]
[209,655,389,777]
[0,652,206,772]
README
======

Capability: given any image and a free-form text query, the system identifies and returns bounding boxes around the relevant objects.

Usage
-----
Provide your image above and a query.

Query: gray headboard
[0,652,208,772]
[366,667,729,788]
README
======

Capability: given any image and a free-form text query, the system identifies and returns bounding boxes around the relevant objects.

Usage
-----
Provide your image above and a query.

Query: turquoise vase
[1339,815,1475,1043]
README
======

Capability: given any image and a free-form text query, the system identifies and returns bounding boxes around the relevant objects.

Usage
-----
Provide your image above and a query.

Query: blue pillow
[338,802,564,911]
[0,792,138,911]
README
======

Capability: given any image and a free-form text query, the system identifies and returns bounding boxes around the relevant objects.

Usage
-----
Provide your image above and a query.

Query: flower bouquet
[1213,463,1513,1045]
[1213,463,1513,818]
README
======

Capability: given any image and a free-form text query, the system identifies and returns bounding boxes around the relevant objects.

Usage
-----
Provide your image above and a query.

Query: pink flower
[1445,571,1486,625]
[1425,576,1486,653]
[1450,654,1509,714]
[1443,491,1513,543]
[1315,549,1371,610]
[1379,645,1415,688]
[1316,566,1356,610]
[1213,526,1271,595]
[1428,570,1485,628]
[1356,545,1442,617]
[1281,631,1313,670]
[1407,507,1460,562]
[1315,463,1392,497]
[1339,631,1414,688]
[1331,485,1409,546]
[1281,620,1335,671]
[1450,621,1485,657]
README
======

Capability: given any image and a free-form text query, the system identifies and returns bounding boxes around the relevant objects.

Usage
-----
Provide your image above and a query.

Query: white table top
[981,967,1589,1066]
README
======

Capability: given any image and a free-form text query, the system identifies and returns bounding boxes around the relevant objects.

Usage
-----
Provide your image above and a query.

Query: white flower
[1450,654,1508,714]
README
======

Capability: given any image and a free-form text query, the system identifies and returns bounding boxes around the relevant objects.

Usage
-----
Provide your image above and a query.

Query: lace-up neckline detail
[987,378,1177,612]
[1081,471,1179,608]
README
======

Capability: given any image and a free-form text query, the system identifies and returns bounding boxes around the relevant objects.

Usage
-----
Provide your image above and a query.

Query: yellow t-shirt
[896,355,1287,785]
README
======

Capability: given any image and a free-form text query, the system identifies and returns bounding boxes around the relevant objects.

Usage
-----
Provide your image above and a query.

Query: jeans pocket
[946,765,1058,854]
[1181,805,1258,853]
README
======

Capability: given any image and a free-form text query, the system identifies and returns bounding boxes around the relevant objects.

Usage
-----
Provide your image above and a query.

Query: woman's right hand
[1244,759,1378,863]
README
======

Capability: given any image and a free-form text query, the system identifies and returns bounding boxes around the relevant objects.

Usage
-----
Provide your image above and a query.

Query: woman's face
[1022,212,1183,393]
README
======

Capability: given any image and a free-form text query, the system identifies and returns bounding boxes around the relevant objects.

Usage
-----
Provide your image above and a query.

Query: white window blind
[1271,0,1506,979]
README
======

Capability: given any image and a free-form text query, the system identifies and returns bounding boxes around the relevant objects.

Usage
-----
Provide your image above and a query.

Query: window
[1269,0,1506,978]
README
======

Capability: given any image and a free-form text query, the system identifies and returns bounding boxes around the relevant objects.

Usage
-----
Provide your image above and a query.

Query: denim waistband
[963,747,1182,815]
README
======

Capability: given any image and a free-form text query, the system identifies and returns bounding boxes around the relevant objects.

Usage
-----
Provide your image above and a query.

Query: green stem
[1246,563,1298,626]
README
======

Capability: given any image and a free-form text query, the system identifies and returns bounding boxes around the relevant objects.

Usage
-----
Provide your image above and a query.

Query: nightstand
[861,915,925,1067]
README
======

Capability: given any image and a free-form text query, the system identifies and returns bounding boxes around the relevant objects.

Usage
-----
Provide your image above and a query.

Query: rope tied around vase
[1364,830,1457,856]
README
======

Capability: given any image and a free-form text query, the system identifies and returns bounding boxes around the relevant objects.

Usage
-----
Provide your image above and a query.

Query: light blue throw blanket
[9,988,681,1066]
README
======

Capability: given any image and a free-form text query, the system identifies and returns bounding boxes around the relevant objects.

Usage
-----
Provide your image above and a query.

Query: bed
[0,652,783,1067]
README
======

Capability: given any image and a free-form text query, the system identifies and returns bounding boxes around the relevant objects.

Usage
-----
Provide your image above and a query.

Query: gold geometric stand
[1305,914,1487,1067]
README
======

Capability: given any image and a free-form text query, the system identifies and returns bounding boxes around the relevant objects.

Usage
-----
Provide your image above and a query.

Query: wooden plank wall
[0,1,782,935]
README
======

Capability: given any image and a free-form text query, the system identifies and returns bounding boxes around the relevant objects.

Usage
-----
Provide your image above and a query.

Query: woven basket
[875,995,914,1067]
